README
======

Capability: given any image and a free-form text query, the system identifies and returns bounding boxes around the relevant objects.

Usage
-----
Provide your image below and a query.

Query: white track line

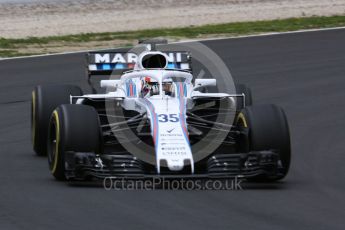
[1,26,345,61]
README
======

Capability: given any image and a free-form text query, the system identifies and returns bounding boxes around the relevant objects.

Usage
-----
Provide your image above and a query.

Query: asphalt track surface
[1,29,345,230]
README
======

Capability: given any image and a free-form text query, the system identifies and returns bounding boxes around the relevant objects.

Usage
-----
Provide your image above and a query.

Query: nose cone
[167,159,185,171]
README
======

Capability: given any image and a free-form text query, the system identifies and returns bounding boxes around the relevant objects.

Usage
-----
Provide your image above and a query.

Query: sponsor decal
[94,53,138,63]
[167,127,175,133]
[93,52,186,64]
[159,133,183,137]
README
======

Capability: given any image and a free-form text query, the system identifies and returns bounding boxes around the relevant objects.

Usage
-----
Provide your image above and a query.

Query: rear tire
[237,104,291,181]
[31,85,82,156]
[47,104,101,180]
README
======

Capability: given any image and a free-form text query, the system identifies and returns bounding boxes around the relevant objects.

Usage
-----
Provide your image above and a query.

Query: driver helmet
[141,77,151,97]
[141,77,159,97]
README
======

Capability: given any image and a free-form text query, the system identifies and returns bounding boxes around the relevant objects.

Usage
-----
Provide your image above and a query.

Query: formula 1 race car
[31,40,291,182]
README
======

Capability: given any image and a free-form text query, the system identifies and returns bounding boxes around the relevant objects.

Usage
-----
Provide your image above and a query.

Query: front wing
[64,150,284,180]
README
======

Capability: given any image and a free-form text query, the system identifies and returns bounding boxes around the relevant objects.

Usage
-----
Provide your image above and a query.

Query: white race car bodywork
[73,51,241,174]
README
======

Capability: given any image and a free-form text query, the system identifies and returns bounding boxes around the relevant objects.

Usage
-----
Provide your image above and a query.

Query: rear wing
[86,51,192,77]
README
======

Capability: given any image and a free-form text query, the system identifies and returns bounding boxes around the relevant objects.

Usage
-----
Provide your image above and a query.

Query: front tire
[237,104,291,181]
[48,104,101,180]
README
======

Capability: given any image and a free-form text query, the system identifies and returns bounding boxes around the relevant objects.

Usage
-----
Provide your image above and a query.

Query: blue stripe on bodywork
[116,63,125,69]
[177,82,190,144]
[102,64,111,70]
[126,80,130,96]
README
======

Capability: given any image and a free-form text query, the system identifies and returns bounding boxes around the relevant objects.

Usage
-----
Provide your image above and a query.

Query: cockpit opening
[140,77,175,97]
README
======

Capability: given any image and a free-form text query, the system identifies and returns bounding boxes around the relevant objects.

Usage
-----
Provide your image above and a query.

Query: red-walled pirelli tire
[236,104,291,181]
[31,85,83,156]
[47,104,101,181]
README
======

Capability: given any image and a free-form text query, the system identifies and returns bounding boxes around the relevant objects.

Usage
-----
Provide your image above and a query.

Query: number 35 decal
[158,114,179,122]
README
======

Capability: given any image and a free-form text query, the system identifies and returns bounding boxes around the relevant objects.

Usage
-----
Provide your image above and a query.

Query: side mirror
[194,79,216,91]
[100,80,121,90]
